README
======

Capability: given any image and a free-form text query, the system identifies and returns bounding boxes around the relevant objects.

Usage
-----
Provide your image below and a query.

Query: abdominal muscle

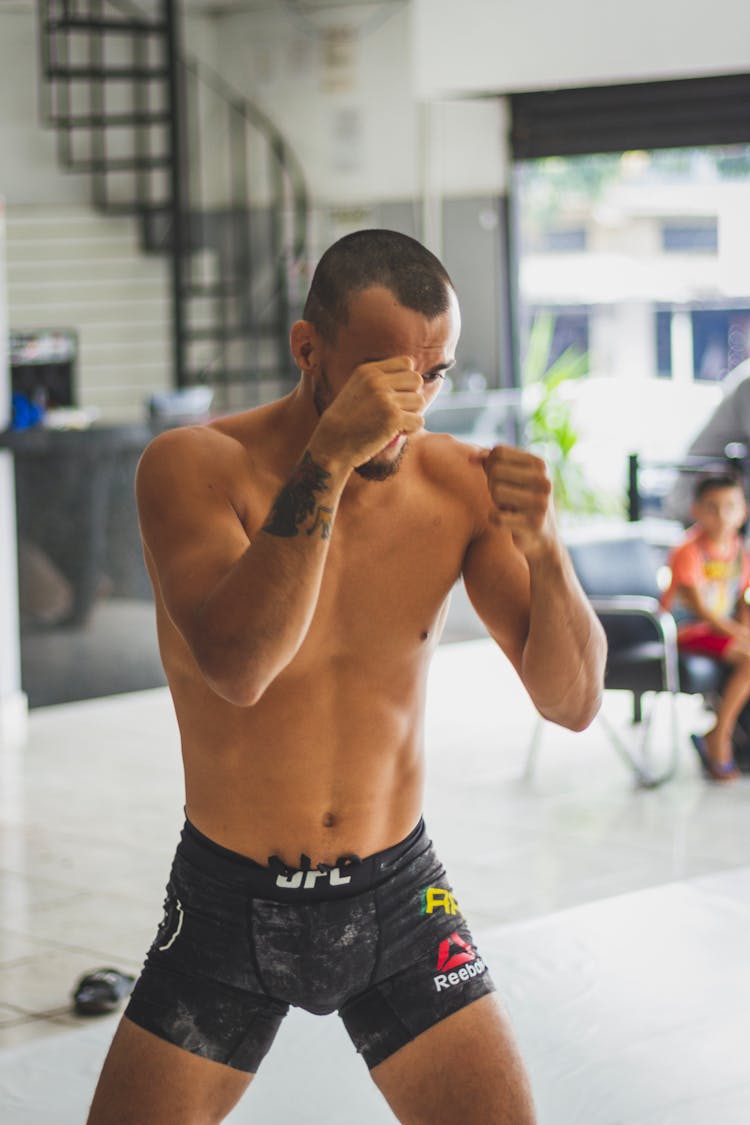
[169,644,430,869]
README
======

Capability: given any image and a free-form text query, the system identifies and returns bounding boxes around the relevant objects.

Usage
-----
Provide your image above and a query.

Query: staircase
[37,0,309,409]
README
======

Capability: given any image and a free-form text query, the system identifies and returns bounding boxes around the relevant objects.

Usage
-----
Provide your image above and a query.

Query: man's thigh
[87,1016,253,1125]
[370,994,536,1125]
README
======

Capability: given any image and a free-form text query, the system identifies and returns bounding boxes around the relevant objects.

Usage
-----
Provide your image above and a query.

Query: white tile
[0,1004,32,1029]
[1,640,750,1122]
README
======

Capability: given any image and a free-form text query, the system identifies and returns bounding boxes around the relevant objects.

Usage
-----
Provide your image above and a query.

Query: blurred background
[1,0,750,711]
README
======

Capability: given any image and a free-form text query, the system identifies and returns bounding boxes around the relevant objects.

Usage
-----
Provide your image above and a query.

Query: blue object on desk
[11,393,45,431]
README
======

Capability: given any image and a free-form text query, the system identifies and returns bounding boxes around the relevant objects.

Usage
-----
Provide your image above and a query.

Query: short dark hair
[693,472,744,501]
[303,229,455,341]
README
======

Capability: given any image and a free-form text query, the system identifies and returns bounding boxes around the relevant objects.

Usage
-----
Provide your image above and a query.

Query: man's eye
[423,372,444,384]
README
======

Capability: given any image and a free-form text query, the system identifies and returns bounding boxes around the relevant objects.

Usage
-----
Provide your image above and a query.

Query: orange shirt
[662,526,750,625]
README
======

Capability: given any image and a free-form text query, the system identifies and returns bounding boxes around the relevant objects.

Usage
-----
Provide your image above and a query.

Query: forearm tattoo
[263,452,334,540]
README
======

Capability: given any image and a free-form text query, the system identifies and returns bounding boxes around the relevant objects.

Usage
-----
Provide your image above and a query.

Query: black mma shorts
[124,817,495,1073]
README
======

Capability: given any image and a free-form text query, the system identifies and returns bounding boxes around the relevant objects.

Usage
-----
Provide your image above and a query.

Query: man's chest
[308,495,473,650]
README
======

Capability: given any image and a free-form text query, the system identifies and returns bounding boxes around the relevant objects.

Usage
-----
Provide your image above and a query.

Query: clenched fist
[313,356,426,469]
[480,445,556,559]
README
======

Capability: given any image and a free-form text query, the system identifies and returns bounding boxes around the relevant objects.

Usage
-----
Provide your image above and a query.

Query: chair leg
[632,692,643,725]
[521,693,683,788]
[521,714,545,780]
[597,691,681,788]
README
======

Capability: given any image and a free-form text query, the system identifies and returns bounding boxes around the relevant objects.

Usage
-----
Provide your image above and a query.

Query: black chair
[524,534,723,788]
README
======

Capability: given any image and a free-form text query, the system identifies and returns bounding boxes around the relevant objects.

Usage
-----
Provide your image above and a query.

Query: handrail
[39,0,309,395]
[182,55,309,260]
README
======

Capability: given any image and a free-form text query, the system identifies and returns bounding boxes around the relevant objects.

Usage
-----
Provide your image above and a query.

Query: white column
[418,99,444,259]
[612,301,654,381]
[0,198,28,750]
[670,308,694,385]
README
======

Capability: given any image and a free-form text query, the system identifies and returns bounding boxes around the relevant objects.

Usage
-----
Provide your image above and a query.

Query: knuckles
[356,360,421,391]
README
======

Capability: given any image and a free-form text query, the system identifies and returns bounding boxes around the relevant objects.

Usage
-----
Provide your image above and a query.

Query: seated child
[661,473,750,781]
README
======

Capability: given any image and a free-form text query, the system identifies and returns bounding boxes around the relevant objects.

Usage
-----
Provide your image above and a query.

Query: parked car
[423,388,524,447]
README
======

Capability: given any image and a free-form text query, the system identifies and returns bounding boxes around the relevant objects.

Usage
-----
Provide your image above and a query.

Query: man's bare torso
[143,404,490,867]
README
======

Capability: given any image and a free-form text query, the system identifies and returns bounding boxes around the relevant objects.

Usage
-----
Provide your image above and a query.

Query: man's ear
[290,320,321,374]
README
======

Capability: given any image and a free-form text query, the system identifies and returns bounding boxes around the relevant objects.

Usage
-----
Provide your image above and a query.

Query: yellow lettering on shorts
[421,887,459,915]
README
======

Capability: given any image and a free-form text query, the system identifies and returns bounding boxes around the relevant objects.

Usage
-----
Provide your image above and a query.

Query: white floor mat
[1,867,748,1124]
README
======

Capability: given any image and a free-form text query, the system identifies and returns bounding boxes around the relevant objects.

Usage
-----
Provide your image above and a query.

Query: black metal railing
[38,0,309,404]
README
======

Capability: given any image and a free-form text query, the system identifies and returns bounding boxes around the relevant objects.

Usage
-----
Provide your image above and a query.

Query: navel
[323,811,337,829]
[420,630,429,641]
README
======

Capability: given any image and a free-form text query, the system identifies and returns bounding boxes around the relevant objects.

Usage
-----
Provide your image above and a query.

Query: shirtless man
[87,229,606,1125]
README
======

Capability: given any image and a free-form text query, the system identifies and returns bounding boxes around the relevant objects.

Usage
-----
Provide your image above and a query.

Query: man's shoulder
[140,419,243,471]
[143,401,282,461]
[136,418,258,509]
[416,431,507,504]
[416,429,487,476]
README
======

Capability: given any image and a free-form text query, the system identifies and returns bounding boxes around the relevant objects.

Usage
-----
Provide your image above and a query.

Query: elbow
[185,607,304,707]
[538,684,604,733]
[212,677,268,709]
[558,700,601,733]
[191,640,274,708]
[207,655,276,707]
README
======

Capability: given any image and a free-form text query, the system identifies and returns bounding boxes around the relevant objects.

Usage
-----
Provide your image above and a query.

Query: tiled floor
[1,635,750,1122]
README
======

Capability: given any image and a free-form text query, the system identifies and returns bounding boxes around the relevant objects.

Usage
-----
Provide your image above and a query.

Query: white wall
[4,2,749,212]
[0,12,89,206]
[210,4,508,208]
[0,9,171,422]
[0,199,27,749]
[412,0,750,99]
[5,205,171,422]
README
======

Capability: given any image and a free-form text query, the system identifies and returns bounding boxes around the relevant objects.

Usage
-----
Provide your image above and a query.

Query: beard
[314,366,409,482]
[312,368,332,417]
[354,441,408,481]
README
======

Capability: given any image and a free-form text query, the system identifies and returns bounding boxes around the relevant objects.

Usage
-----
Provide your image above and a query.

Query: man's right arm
[136,356,425,706]
[137,427,352,706]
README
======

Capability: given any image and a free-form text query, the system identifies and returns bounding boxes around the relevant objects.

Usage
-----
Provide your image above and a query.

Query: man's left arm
[462,445,606,731]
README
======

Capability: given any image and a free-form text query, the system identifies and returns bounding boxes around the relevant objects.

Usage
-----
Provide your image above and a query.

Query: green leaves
[522,314,612,513]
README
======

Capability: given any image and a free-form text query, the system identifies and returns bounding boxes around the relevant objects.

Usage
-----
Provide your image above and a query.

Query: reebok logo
[420,887,459,916]
[433,932,487,992]
[274,867,352,890]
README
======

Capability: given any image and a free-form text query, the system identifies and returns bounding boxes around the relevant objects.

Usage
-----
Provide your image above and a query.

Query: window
[515,147,750,383]
[693,308,750,381]
[661,220,718,252]
[541,227,587,252]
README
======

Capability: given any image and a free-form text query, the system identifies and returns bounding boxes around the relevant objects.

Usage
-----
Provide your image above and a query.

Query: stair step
[99,201,171,217]
[62,156,171,172]
[46,66,169,81]
[49,112,172,128]
[45,17,167,35]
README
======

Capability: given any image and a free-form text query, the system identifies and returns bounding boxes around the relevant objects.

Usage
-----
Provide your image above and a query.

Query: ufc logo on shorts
[275,867,352,890]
